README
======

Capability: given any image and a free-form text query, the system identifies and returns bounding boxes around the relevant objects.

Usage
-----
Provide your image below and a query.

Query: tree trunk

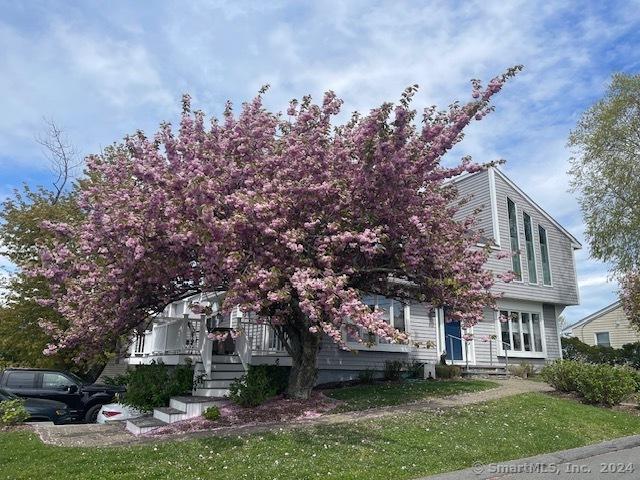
[284,324,321,399]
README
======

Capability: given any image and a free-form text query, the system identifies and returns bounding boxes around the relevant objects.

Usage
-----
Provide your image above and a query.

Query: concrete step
[169,395,224,415]
[126,416,167,435]
[153,406,188,423]
[194,387,230,397]
[210,362,245,372]
[198,369,245,380]
[210,354,242,364]
[201,378,235,389]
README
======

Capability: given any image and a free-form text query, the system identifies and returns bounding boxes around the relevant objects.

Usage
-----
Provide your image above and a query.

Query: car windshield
[0,388,18,400]
[64,372,88,385]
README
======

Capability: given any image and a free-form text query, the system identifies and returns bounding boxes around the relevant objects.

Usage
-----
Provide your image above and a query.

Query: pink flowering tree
[38,67,520,398]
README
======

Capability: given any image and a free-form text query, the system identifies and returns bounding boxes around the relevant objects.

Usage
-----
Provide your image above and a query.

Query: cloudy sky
[1,0,639,325]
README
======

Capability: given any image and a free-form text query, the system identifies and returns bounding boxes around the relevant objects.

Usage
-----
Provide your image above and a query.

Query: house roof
[563,300,623,333]
[448,167,582,249]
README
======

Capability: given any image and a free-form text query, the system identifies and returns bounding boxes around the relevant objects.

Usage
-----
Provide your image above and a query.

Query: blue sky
[1,0,639,325]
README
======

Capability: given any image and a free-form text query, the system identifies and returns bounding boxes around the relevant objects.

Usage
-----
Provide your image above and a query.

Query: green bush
[383,361,404,381]
[202,405,221,421]
[0,399,29,426]
[509,362,536,379]
[357,369,376,384]
[575,364,637,406]
[561,337,640,367]
[119,360,194,412]
[541,360,585,392]
[405,360,424,379]
[435,364,461,379]
[542,360,637,406]
[229,364,290,407]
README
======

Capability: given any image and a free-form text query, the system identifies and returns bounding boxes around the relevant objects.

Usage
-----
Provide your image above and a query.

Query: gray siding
[452,170,494,242]
[543,303,561,360]
[486,173,579,305]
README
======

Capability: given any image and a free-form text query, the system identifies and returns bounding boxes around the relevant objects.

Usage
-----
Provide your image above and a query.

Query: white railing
[139,317,202,356]
[238,317,287,355]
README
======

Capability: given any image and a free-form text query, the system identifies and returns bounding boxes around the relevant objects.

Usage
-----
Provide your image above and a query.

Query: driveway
[419,434,640,480]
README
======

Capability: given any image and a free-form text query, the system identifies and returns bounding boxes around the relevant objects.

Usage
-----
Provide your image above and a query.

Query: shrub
[0,399,29,426]
[405,360,424,379]
[202,406,221,421]
[357,369,376,384]
[509,362,535,379]
[435,364,461,379]
[575,364,637,406]
[383,361,404,381]
[561,337,640,367]
[540,360,585,392]
[229,364,290,407]
[119,360,194,412]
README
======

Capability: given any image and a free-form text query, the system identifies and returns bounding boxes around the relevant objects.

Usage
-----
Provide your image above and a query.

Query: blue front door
[444,320,463,361]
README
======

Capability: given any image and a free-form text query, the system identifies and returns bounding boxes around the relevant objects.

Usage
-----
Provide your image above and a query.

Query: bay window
[346,295,408,350]
[499,309,545,356]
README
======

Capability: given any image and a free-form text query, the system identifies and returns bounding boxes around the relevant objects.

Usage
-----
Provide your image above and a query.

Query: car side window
[5,372,36,388]
[42,373,75,389]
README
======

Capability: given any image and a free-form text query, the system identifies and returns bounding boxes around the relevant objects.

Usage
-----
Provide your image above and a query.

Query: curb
[415,434,640,479]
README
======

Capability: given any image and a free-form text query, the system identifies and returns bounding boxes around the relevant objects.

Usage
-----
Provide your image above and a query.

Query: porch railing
[133,317,202,357]
[237,317,287,355]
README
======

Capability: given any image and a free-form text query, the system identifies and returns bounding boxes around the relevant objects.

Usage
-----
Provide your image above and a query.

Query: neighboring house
[563,301,640,348]
[124,167,581,396]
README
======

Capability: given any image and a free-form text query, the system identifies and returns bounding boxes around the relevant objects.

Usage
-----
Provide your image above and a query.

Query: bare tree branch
[35,118,81,204]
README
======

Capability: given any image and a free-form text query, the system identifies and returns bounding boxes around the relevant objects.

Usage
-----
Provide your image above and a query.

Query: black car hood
[82,383,125,393]
[23,397,68,410]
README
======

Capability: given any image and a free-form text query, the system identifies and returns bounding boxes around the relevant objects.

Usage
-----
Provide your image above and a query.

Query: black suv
[0,368,125,423]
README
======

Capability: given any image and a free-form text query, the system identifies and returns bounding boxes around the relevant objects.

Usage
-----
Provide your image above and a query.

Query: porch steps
[193,354,247,397]
[461,364,509,379]
[126,396,225,435]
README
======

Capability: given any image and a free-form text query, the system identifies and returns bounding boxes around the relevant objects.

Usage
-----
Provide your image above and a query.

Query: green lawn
[3,393,640,480]
[325,379,497,412]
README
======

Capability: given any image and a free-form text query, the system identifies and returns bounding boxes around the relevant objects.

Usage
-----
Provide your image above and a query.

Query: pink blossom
[36,67,521,360]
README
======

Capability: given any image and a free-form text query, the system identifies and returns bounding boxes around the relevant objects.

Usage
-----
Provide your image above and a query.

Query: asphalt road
[419,434,640,480]
[490,445,640,479]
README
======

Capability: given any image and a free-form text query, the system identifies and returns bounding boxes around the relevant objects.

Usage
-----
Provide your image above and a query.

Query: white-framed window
[345,295,409,352]
[522,212,537,284]
[498,309,545,357]
[538,225,552,286]
[595,331,611,347]
[507,197,522,281]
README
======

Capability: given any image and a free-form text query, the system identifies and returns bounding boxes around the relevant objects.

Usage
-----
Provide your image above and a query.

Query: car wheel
[84,404,102,423]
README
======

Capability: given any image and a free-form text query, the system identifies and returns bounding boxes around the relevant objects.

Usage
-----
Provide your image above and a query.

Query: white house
[123,167,581,397]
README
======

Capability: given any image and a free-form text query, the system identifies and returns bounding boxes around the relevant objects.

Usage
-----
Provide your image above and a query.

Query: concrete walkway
[418,434,640,480]
[32,378,551,447]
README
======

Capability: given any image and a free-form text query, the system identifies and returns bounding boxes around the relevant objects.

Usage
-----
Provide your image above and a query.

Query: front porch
[126,310,290,397]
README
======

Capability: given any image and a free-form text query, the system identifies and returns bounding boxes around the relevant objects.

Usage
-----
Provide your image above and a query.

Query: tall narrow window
[538,225,551,285]
[507,198,522,281]
[523,212,537,283]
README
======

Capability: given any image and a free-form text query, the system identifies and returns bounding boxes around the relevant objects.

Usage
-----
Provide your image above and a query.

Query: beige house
[564,301,640,348]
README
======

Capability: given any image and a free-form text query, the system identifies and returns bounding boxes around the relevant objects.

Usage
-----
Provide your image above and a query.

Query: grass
[325,379,498,412]
[3,393,640,479]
